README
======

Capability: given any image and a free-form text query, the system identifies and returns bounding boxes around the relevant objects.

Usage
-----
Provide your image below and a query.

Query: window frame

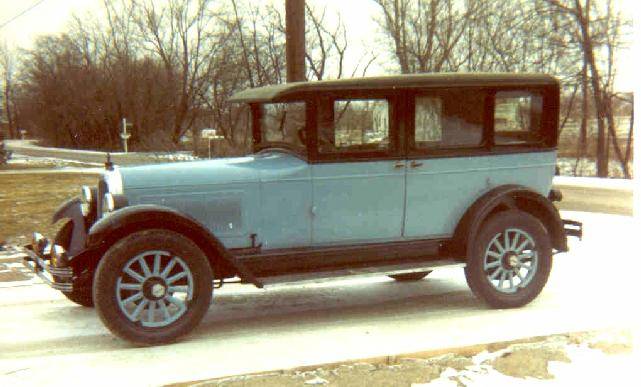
[406,88,492,159]
[406,85,558,159]
[308,90,403,163]
[491,86,555,150]
[251,100,312,161]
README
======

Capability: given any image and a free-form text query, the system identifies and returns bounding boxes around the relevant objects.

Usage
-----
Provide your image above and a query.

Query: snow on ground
[5,151,199,168]
[7,154,103,167]
[552,175,636,190]
[557,157,632,178]
[424,333,637,386]
[150,152,199,162]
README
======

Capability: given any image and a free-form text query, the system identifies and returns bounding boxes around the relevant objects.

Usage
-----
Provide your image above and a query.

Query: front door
[311,95,405,245]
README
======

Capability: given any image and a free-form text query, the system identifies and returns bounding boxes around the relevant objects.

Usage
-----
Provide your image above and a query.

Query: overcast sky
[0,0,638,92]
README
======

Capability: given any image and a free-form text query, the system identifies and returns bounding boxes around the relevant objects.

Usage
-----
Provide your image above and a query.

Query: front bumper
[22,235,74,292]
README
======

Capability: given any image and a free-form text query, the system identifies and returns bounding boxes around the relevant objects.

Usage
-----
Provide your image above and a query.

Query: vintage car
[24,73,582,345]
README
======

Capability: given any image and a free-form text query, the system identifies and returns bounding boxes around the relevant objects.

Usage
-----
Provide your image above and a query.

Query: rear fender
[452,185,567,258]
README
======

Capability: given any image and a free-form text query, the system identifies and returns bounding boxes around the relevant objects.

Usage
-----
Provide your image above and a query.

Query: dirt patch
[0,173,97,244]
[177,330,633,387]
[196,361,453,387]
[487,345,570,379]
[0,270,31,282]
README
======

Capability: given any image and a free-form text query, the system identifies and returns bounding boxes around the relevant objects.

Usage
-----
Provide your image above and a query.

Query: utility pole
[121,118,132,153]
[285,0,306,82]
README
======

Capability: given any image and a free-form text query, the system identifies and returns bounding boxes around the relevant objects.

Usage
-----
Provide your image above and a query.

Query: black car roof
[229,73,558,103]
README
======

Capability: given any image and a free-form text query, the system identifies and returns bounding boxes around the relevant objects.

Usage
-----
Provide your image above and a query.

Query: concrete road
[0,210,637,386]
[4,140,193,166]
[554,177,634,216]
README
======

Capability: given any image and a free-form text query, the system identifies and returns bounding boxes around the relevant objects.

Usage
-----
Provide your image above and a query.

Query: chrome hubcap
[483,228,538,294]
[151,283,166,298]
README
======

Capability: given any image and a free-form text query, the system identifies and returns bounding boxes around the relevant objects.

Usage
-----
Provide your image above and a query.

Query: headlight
[104,168,123,195]
[80,186,92,216]
[102,193,115,214]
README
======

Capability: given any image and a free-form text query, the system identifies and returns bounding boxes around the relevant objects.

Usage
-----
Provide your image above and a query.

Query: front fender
[51,197,87,256]
[86,205,259,286]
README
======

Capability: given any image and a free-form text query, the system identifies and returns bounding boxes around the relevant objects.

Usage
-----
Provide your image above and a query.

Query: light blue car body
[119,150,556,250]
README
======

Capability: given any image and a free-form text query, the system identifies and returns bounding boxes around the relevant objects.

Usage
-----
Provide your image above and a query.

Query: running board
[256,259,465,288]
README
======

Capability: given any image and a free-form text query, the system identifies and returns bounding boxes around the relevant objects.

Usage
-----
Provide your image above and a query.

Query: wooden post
[286,0,306,82]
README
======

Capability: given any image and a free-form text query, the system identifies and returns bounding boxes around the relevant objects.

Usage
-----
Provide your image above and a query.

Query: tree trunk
[574,0,608,177]
[579,63,588,157]
[3,81,14,139]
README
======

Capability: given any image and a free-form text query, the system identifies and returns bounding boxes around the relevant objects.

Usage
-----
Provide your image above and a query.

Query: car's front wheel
[93,229,212,345]
[464,210,552,309]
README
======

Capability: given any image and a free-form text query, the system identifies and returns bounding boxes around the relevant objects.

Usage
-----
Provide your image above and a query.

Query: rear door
[403,88,490,238]
[403,88,556,239]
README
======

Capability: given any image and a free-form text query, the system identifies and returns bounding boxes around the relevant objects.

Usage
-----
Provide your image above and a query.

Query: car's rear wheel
[389,271,431,281]
[464,210,552,308]
[55,221,94,307]
[93,229,212,345]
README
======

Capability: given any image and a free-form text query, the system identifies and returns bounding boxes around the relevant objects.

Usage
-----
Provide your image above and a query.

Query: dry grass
[0,173,98,245]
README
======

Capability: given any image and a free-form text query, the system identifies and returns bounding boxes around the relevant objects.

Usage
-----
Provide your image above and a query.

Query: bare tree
[374,0,478,73]
[1,42,17,139]
[133,0,222,147]
[544,0,631,178]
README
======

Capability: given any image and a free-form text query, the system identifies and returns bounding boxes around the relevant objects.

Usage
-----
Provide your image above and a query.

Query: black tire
[55,221,94,307]
[464,210,552,309]
[93,229,212,345]
[389,271,431,281]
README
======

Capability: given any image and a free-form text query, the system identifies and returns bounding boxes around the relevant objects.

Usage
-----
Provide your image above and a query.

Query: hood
[119,151,308,191]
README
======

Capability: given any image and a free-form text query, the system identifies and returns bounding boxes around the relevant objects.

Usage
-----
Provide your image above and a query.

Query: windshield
[257,102,306,153]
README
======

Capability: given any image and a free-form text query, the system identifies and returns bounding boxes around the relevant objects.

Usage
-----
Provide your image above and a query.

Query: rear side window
[494,91,543,145]
[318,98,390,153]
[413,90,484,150]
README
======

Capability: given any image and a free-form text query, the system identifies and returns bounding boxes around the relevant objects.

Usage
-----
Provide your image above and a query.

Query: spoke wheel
[465,210,552,309]
[483,229,538,294]
[116,251,194,328]
[94,230,212,345]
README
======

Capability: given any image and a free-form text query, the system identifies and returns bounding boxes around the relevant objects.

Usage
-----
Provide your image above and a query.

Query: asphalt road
[0,208,637,386]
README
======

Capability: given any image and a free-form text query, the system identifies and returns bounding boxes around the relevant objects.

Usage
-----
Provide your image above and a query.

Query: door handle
[410,160,424,168]
[394,161,405,169]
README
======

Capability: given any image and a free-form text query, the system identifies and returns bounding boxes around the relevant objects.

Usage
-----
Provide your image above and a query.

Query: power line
[0,0,47,30]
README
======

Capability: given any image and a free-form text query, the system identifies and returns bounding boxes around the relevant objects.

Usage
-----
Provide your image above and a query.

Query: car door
[403,88,555,239]
[310,93,405,245]
[403,88,490,238]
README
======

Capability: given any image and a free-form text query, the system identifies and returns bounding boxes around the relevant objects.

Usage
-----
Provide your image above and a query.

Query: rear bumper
[563,219,583,240]
[22,239,74,293]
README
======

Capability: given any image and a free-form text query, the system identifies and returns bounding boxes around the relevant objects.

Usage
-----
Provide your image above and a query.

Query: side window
[318,98,390,153]
[494,91,543,145]
[413,91,484,150]
[261,102,305,148]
